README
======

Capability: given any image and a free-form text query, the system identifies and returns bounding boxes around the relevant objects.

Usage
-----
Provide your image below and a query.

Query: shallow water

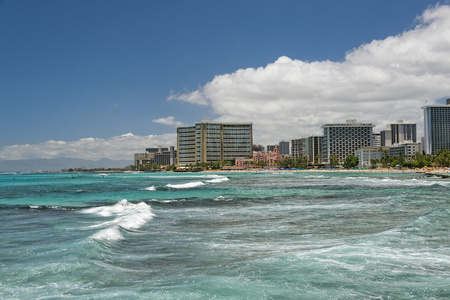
[1,171,449,299]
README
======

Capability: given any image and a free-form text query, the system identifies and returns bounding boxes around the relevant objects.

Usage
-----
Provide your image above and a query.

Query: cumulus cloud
[153,116,186,127]
[0,133,177,161]
[169,4,450,144]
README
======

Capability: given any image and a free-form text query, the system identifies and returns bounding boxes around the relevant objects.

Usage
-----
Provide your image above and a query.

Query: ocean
[0,171,449,299]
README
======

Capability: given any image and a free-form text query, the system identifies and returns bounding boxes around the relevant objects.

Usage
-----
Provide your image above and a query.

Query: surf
[81,199,154,241]
[165,175,229,189]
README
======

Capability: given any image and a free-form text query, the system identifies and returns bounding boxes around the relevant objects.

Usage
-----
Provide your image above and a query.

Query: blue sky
[1,0,449,160]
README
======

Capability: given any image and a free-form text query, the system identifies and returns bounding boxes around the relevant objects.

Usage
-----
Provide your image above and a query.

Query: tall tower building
[308,135,323,164]
[291,136,323,164]
[422,99,450,154]
[390,120,417,144]
[372,133,381,147]
[278,141,290,155]
[322,119,374,164]
[380,129,392,147]
[177,120,253,165]
[291,138,308,158]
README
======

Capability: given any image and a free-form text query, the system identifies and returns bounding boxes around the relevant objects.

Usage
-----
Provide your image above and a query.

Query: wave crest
[206,177,229,183]
[165,175,229,189]
[81,199,154,241]
[166,181,205,189]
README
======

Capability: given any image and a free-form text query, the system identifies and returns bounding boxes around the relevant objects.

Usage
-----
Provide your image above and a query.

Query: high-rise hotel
[177,120,253,165]
[291,136,322,164]
[322,119,374,164]
[423,99,450,154]
[390,120,417,144]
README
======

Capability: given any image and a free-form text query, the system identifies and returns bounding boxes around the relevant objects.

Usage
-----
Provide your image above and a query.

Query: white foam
[213,196,231,201]
[91,227,123,241]
[313,257,365,271]
[337,176,450,187]
[203,174,222,178]
[144,186,156,191]
[81,199,154,241]
[166,181,205,189]
[82,199,129,217]
[206,177,229,183]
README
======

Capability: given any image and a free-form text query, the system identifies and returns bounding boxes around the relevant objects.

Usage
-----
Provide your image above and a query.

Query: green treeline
[369,149,450,168]
[129,149,450,172]
[275,156,309,169]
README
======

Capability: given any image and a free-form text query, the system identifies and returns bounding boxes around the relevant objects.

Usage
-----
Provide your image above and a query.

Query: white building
[322,119,374,164]
[389,142,422,158]
[356,146,389,168]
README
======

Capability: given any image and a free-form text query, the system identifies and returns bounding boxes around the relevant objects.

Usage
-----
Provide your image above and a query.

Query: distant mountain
[0,157,133,172]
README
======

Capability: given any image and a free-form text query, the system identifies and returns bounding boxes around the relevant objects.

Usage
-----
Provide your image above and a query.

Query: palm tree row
[370,149,450,168]
[275,156,309,169]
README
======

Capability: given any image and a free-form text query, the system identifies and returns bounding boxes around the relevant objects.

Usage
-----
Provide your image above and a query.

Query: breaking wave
[342,177,450,187]
[166,181,205,189]
[81,199,154,241]
[165,175,229,189]
[206,177,229,183]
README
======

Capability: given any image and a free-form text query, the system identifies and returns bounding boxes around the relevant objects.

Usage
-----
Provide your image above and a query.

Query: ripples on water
[0,172,449,299]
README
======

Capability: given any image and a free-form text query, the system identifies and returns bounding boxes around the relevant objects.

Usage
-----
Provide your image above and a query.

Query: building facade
[308,135,323,164]
[322,119,374,164]
[267,145,276,152]
[235,147,282,168]
[423,99,450,154]
[134,146,176,167]
[380,129,392,147]
[356,146,389,168]
[278,141,290,155]
[177,120,253,165]
[390,120,417,144]
[177,126,197,164]
[372,133,381,147]
[290,136,322,164]
[291,138,308,158]
[389,142,422,158]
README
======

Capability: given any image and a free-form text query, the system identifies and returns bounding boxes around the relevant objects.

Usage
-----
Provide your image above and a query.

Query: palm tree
[329,154,339,168]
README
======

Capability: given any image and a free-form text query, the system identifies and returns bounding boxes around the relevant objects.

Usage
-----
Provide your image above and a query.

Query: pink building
[235,147,284,168]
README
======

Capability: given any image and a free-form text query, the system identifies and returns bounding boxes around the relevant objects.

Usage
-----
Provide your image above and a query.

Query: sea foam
[166,181,205,189]
[165,175,228,189]
[206,177,229,183]
[81,199,154,241]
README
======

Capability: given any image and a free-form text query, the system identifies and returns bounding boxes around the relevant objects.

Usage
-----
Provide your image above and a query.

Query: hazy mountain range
[0,158,133,172]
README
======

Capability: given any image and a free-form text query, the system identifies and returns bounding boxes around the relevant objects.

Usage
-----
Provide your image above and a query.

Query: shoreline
[206,167,450,175]
[4,167,449,176]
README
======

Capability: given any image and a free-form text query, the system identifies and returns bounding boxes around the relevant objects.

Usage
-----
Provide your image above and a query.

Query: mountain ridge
[0,157,133,172]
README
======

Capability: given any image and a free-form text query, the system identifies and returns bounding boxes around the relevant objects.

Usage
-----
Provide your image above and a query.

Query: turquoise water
[0,171,449,299]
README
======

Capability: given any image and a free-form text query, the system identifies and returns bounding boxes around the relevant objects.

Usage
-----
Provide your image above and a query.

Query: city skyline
[1,1,450,161]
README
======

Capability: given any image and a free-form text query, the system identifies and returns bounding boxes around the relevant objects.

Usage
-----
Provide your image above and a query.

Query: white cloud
[152,116,186,127]
[169,4,450,145]
[0,133,177,161]
[167,90,208,105]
